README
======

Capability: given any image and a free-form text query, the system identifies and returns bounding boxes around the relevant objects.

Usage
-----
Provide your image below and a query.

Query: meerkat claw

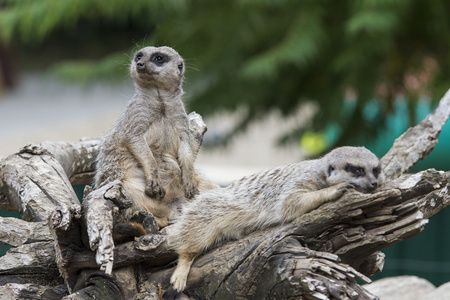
[184,183,199,199]
[346,183,356,190]
[145,180,166,199]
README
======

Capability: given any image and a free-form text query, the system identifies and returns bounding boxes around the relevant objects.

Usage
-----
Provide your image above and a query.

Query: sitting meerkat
[95,46,216,228]
[169,146,382,292]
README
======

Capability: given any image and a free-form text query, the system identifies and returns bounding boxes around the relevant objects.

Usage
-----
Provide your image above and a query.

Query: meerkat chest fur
[143,95,190,157]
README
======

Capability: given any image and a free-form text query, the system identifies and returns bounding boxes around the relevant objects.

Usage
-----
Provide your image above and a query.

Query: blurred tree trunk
[0,43,16,91]
[0,89,449,299]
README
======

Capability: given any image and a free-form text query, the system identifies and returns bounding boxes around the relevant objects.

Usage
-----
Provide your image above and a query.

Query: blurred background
[0,0,449,287]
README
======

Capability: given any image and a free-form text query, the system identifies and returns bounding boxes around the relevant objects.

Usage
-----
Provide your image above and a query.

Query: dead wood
[0,89,449,299]
[0,217,51,247]
[381,89,450,181]
[0,283,68,300]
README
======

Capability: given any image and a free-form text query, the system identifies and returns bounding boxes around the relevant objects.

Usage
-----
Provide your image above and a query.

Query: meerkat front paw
[189,112,207,136]
[334,182,355,197]
[184,182,199,199]
[145,179,166,199]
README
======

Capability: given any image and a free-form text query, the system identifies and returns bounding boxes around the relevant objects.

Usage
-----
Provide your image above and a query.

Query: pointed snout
[352,178,379,193]
[362,179,378,193]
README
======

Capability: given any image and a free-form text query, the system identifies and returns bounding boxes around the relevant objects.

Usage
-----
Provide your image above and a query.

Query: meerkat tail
[113,222,147,243]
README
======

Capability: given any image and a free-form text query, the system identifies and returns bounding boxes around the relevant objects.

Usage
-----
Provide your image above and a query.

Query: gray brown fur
[94,46,216,228]
[169,146,382,291]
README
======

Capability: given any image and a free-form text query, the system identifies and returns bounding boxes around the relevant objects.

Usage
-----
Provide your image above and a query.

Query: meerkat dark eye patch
[151,53,169,66]
[373,166,381,178]
[134,52,143,62]
[178,62,183,73]
[328,165,335,176]
[345,164,365,177]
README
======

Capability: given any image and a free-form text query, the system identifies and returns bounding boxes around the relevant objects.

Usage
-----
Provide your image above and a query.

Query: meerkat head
[130,46,185,93]
[324,146,381,193]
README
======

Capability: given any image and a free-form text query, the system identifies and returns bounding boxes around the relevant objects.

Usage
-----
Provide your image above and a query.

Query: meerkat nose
[371,182,378,189]
[137,62,145,69]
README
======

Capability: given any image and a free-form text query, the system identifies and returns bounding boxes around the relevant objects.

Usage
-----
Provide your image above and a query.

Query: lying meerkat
[169,146,382,292]
[94,46,216,228]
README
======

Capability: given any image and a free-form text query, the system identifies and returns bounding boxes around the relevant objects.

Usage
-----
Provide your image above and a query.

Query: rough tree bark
[0,89,449,299]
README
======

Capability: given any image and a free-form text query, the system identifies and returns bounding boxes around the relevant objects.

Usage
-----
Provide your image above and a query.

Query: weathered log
[0,217,50,247]
[381,89,450,180]
[0,140,98,296]
[0,89,449,299]
[151,230,376,299]
[0,139,97,217]
[22,140,99,185]
[81,182,117,276]
[0,150,79,221]
[0,283,68,300]
[0,241,55,274]
[48,208,84,293]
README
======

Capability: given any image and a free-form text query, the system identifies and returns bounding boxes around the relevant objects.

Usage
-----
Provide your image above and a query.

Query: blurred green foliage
[1,0,450,149]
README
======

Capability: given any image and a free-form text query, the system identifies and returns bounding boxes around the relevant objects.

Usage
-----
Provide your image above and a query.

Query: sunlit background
[0,0,450,288]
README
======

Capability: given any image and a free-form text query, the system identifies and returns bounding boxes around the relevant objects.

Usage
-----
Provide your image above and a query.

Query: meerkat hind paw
[170,271,187,292]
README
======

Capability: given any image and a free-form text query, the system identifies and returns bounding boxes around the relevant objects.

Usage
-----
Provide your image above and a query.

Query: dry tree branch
[0,89,448,299]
